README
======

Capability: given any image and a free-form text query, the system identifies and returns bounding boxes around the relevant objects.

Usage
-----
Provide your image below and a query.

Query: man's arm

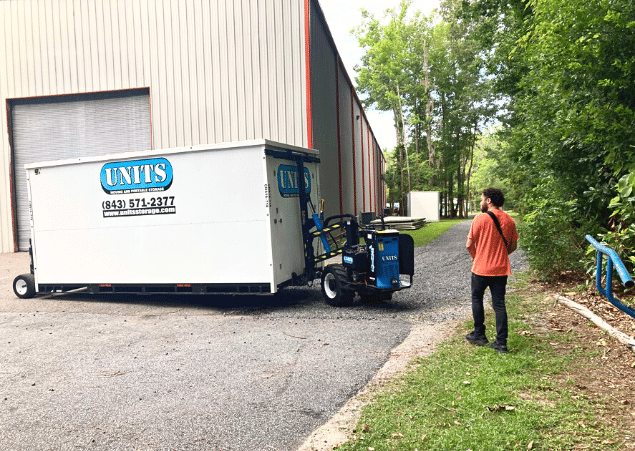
[466,238,476,259]
[466,219,478,259]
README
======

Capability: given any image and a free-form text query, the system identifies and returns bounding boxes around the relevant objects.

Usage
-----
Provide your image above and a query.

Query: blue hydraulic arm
[312,213,332,253]
[586,235,635,318]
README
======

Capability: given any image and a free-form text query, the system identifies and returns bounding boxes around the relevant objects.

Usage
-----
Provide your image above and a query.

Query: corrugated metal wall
[308,1,340,219]
[0,0,307,252]
[0,0,386,252]
[352,100,363,214]
[337,65,355,216]
[308,0,387,220]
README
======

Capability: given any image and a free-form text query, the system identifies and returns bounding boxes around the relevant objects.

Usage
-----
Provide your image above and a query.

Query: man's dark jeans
[471,273,508,343]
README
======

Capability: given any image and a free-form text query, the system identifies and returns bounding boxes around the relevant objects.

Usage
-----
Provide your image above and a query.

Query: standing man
[465,188,519,353]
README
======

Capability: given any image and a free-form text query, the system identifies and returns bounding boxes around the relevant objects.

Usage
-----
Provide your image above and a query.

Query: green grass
[404,219,468,247]
[337,272,623,451]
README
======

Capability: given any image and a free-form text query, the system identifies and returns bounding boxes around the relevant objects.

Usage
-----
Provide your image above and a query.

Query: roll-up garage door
[10,89,151,251]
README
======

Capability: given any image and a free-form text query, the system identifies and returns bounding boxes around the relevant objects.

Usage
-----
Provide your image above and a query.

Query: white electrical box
[407,191,440,222]
[25,140,320,294]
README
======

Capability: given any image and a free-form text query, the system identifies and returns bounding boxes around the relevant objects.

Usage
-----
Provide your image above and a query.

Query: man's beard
[481,203,488,213]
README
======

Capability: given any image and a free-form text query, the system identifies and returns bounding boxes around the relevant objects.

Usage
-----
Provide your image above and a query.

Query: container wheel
[13,274,36,299]
[321,264,354,307]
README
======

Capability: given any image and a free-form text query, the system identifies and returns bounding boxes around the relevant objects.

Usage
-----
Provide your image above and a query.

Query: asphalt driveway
[1,254,414,451]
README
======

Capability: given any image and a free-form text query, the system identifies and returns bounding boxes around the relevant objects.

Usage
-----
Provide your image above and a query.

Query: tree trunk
[457,162,463,218]
[393,108,404,216]
[423,40,435,186]
[465,124,477,215]
[448,172,455,218]
[396,84,411,198]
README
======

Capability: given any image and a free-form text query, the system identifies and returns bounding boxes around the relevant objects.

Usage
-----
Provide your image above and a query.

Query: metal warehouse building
[0,0,386,253]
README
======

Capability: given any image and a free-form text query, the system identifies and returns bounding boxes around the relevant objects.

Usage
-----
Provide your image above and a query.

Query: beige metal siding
[352,99,363,216]
[0,0,307,252]
[308,0,386,220]
[309,1,340,220]
[337,64,354,216]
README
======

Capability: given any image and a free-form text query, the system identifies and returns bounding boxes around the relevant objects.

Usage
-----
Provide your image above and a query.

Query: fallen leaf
[391,433,404,438]
[485,405,516,412]
[463,381,471,385]
[527,440,534,449]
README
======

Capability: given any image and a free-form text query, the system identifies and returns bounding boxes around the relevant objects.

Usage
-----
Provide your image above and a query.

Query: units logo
[100,158,173,195]
[277,164,311,198]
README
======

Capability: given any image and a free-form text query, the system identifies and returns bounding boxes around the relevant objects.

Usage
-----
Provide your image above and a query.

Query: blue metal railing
[586,235,635,318]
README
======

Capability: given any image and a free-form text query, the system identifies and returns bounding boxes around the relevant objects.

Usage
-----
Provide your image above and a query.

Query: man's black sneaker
[465,332,489,346]
[489,341,508,353]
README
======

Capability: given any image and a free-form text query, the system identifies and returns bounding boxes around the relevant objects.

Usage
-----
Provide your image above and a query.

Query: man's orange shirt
[467,210,518,276]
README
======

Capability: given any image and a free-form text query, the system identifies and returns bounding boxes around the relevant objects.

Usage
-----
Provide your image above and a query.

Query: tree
[482,0,635,277]
[353,0,513,220]
[353,0,421,213]
[423,0,499,217]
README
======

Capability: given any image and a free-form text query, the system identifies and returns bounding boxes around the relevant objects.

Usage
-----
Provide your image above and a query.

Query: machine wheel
[13,274,36,299]
[321,264,354,307]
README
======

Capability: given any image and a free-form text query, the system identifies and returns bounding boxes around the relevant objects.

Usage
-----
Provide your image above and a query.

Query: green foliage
[481,0,635,280]
[597,170,635,274]
[353,0,424,209]
[519,196,588,279]
[469,132,517,211]
[353,0,500,218]
[354,0,635,279]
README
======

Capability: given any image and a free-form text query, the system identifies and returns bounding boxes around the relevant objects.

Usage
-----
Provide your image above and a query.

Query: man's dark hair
[483,188,505,207]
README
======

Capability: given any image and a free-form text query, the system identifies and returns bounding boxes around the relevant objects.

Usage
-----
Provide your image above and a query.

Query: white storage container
[25,140,320,294]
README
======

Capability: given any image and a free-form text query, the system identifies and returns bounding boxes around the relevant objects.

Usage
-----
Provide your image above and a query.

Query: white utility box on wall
[407,191,440,222]
[25,140,320,294]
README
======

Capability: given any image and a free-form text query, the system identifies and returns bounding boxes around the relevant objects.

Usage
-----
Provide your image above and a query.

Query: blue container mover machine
[12,140,414,306]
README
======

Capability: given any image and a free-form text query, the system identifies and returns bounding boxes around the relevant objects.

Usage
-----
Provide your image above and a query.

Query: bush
[597,172,635,275]
[519,199,588,280]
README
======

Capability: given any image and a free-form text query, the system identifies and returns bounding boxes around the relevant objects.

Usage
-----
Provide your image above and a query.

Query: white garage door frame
[8,88,152,252]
